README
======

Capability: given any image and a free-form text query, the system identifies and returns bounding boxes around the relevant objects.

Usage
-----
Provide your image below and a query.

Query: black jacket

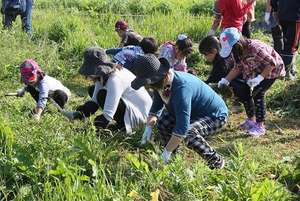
[206,54,233,84]
[271,0,300,21]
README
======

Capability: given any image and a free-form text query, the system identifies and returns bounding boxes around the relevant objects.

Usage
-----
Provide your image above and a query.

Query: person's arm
[91,81,103,104]
[225,67,242,82]
[36,79,49,111]
[209,0,222,34]
[106,48,122,56]
[101,76,125,122]
[206,58,229,83]
[148,90,165,118]
[165,86,192,152]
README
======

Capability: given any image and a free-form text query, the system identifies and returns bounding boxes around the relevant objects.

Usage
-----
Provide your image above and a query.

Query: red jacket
[217,0,254,31]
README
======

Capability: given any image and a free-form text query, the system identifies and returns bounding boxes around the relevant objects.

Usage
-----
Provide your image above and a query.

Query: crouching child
[16,59,71,120]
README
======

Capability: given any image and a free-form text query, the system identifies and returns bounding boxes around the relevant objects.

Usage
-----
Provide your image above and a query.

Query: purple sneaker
[239,119,256,130]
[248,124,266,137]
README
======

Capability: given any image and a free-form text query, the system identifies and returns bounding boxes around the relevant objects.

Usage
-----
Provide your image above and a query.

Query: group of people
[6,0,300,169]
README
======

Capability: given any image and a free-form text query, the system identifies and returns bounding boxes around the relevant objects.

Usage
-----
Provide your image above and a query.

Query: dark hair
[140,37,158,54]
[231,36,247,63]
[176,37,193,56]
[198,36,220,55]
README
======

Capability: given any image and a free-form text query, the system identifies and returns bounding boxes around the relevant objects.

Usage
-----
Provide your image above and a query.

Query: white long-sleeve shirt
[31,75,71,109]
[91,68,152,134]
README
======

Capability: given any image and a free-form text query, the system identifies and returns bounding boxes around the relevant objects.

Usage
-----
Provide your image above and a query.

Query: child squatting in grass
[217,27,286,137]
[16,59,71,121]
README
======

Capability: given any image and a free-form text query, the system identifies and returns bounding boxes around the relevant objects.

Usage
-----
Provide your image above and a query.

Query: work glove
[247,75,264,88]
[217,78,230,88]
[32,113,41,121]
[264,12,271,25]
[161,148,172,164]
[140,126,152,145]
[207,29,216,36]
[16,87,26,97]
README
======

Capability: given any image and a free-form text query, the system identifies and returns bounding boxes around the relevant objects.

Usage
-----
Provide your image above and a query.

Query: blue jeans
[3,0,32,34]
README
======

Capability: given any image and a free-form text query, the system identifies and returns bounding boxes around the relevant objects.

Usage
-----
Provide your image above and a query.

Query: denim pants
[3,0,32,34]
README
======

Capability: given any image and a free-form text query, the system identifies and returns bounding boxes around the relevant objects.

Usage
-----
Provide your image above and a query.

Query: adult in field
[208,0,256,36]
[131,54,228,169]
[271,0,300,80]
[64,47,152,134]
[115,19,143,47]
[264,0,283,54]
[1,0,32,34]
[217,28,285,137]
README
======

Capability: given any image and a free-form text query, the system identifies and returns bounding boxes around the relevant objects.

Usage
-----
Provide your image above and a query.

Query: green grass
[0,1,299,200]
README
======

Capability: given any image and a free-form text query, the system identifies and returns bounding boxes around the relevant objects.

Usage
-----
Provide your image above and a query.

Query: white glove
[141,126,152,145]
[16,87,26,97]
[217,78,230,88]
[161,148,172,164]
[32,113,41,121]
[247,75,264,88]
[264,12,271,25]
[207,29,216,36]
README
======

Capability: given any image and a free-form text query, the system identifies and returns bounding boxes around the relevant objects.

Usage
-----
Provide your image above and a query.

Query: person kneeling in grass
[131,54,228,169]
[199,35,245,113]
[114,19,143,47]
[65,47,152,134]
[106,37,158,72]
[16,59,71,121]
[159,34,193,72]
[217,27,286,137]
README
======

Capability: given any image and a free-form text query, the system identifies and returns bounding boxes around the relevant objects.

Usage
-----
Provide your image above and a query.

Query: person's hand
[217,78,230,88]
[16,88,26,97]
[264,12,270,25]
[141,126,152,145]
[161,148,172,164]
[32,113,41,121]
[147,115,158,127]
[207,29,216,36]
[247,75,264,88]
[116,63,123,70]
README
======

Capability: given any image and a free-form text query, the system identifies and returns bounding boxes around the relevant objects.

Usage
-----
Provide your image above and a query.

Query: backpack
[4,0,26,13]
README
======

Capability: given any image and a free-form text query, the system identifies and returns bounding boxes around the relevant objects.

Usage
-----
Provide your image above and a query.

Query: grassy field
[0,0,299,200]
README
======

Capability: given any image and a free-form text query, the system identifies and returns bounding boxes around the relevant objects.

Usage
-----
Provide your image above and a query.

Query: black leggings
[88,85,126,130]
[230,79,276,123]
[26,85,68,108]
